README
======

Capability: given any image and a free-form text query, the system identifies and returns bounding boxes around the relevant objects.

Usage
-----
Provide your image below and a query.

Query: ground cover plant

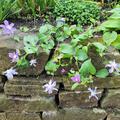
[53,0,101,25]
[0,0,120,102]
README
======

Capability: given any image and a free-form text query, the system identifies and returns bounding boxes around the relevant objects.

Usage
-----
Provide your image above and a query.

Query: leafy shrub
[98,5,120,50]
[99,5,120,31]
[53,0,101,25]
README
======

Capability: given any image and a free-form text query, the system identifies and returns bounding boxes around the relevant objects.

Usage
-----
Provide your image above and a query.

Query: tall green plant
[36,0,56,13]
[17,0,56,17]
[0,0,21,22]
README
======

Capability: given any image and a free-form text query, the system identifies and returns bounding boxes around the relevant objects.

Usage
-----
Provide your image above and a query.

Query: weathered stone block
[59,90,103,108]
[107,114,120,120]
[4,76,59,97]
[0,94,56,112]
[63,76,120,90]
[6,112,41,120]
[42,108,107,120]
[101,89,120,108]
[26,97,56,112]
[93,77,120,89]
[0,113,6,120]
[16,52,49,76]
[0,32,49,76]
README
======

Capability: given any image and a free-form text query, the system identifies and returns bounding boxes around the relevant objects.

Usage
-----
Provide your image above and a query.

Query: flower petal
[4,20,9,25]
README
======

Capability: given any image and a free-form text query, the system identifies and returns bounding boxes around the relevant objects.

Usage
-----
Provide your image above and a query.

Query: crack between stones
[41,40,58,75]
[98,88,108,108]
[37,112,43,120]
[103,114,108,120]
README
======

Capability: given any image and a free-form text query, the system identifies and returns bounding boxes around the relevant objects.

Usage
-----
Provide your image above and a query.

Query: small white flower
[88,87,101,100]
[43,80,58,94]
[3,68,18,80]
[105,60,120,73]
[30,59,37,67]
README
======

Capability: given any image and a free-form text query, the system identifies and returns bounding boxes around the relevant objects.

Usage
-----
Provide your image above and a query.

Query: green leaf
[59,43,73,55]
[17,57,29,68]
[71,83,79,90]
[39,24,54,34]
[64,26,71,35]
[79,59,96,76]
[103,31,117,45]
[45,60,59,74]
[96,68,109,78]
[92,42,106,54]
[100,19,120,30]
[23,35,39,54]
[71,38,79,47]
[82,46,88,53]
[112,34,120,50]
[75,49,88,61]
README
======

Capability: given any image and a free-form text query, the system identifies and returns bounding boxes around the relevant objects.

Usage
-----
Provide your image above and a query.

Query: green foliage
[99,6,120,31]
[75,48,88,61]
[112,35,120,49]
[23,35,39,54]
[0,0,20,22]
[92,42,106,56]
[59,43,73,56]
[99,6,120,50]
[71,82,79,90]
[38,24,55,53]
[17,56,29,68]
[44,22,110,88]
[17,0,57,17]
[103,31,117,46]
[36,0,56,13]
[53,0,100,25]
[12,21,112,89]
[79,59,96,76]
[96,68,109,78]
[45,60,59,75]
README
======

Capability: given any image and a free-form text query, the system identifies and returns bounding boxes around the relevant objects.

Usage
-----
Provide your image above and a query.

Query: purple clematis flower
[3,67,18,80]
[30,59,37,67]
[0,20,16,35]
[88,87,101,100]
[71,74,80,83]
[105,60,120,73]
[8,50,19,63]
[43,80,58,94]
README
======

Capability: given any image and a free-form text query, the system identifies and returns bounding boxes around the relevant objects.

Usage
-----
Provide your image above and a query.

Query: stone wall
[0,32,120,120]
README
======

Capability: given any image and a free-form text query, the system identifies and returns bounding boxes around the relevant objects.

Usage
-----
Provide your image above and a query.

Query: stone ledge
[0,94,57,112]
[101,89,120,109]
[63,76,120,90]
[4,76,60,97]
[6,112,41,120]
[107,114,120,120]
[0,113,6,120]
[59,90,103,108]
[0,112,41,120]
[42,108,107,120]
